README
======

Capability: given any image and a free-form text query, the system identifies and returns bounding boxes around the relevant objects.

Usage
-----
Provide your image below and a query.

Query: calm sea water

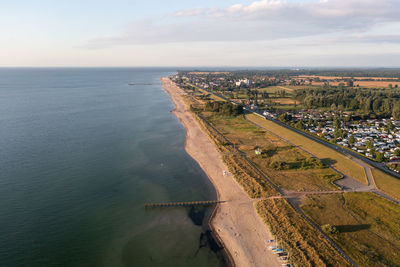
[0,68,223,266]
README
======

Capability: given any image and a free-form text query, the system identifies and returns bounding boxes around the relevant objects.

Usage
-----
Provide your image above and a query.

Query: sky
[1,0,400,67]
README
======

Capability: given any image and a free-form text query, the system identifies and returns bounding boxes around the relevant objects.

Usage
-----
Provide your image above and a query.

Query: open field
[246,114,367,184]
[297,75,400,80]
[301,192,400,266]
[256,199,351,266]
[257,86,294,94]
[312,80,400,88]
[371,168,400,201]
[270,98,297,104]
[205,114,341,191]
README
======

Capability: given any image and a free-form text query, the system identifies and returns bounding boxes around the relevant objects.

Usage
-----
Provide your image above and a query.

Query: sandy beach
[162,77,281,267]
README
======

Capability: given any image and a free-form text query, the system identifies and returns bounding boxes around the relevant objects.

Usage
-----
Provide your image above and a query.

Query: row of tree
[204,101,244,116]
[295,87,400,119]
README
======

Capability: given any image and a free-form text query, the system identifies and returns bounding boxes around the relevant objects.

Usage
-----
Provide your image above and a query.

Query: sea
[0,68,225,266]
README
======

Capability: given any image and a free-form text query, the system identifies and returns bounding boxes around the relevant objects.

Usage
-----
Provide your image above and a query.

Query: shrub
[322,224,339,234]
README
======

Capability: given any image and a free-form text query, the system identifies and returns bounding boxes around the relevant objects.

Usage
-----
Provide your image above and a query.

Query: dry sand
[162,77,281,267]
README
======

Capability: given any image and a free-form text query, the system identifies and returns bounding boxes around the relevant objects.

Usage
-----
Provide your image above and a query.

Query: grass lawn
[371,168,400,201]
[246,114,367,184]
[301,192,400,267]
[205,114,342,191]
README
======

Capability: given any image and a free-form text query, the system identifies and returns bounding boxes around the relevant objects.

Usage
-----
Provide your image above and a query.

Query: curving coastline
[161,77,281,267]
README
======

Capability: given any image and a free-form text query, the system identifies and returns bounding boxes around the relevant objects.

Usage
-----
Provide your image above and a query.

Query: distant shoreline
[161,77,281,267]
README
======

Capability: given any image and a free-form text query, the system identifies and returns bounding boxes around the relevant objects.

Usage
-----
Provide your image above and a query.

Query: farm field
[246,114,367,184]
[371,168,400,201]
[301,192,400,266]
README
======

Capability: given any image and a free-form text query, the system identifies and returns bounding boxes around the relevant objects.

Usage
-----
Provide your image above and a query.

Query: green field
[301,192,400,266]
[371,168,400,201]
[246,114,367,184]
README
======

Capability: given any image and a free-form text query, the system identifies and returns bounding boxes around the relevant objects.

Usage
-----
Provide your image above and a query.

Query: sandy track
[162,77,281,267]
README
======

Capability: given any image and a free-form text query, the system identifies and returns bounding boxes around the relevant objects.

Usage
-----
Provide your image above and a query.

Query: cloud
[84,0,400,48]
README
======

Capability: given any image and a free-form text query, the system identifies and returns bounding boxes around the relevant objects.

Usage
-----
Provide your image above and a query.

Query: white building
[236,79,252,86]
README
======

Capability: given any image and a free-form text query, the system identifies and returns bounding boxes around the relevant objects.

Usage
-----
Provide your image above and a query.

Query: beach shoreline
[161,77,281,267]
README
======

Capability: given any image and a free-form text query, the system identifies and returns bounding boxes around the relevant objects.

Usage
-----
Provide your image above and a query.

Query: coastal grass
[206,114,341,192]
[193,113,278,198]
[256,199,351,267]
[246,113,367,184]
[371,168,400,201]
[187,83,227,102]
[301,192,400,266]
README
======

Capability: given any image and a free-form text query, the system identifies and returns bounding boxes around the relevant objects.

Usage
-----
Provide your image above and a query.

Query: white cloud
[85,0,400,48]
[74,0,400,67]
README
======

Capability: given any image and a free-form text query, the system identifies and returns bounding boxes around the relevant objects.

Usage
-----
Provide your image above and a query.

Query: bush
[322,224,339,234]
[300,157,326,170]
[204,101,243,116]
[269,160,287,170]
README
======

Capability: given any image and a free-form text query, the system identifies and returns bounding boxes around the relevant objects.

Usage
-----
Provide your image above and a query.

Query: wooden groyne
[144,200,224,208]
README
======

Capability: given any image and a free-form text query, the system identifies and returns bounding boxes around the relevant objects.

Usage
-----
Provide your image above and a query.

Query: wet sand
[162,77,281,267]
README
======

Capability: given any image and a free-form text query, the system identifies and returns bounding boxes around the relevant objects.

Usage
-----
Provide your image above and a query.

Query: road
[179,81,400,267]
[184,80,400,193]
[261,112,400,179]
[245,113,400,206]
[190,80,400,179]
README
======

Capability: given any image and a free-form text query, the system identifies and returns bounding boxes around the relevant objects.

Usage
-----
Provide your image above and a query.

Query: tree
[333,116,341,129]
[348,135,355,146]
[366,139,374,150]
[279,113,292,122]
[392,104,400,120]
[346,79,354,87]
[376,152,384,163]
[386,121,394,132]
[295,120,304,129]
